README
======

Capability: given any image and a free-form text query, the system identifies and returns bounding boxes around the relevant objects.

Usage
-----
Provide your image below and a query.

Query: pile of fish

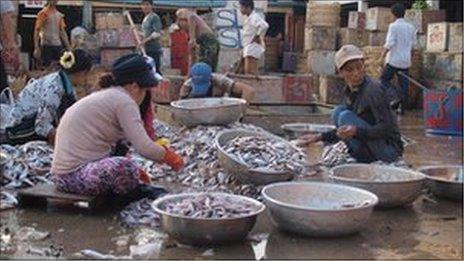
[319,141,356,168]
[130,120,267,199]
[163,194,259,219]
[223,135,305,172]
[1,141,53,190]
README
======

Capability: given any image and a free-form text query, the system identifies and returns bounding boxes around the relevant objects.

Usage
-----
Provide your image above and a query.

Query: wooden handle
[123,10,147,56]
[397,71,428,91]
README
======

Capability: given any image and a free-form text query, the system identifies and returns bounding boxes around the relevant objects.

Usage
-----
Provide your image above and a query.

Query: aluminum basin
[215,129,301,185]
[417,165,463,201]
[152,192,265,245]
[170,97,247,127]
[262,182,378,237]
[281,123,336,139]
[330,164,426,208]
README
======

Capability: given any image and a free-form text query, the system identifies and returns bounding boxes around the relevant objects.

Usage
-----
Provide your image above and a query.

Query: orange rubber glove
[162,146,184,171]
[138,169,151,184]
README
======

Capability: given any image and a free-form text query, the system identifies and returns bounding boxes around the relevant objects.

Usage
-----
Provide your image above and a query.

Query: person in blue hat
[51,53,184,201]
[179,62,255,102]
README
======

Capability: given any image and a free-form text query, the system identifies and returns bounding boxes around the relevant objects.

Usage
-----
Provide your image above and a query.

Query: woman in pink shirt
[52,54,183,200]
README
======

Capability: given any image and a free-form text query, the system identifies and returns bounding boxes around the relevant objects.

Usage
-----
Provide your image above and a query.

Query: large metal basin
[281,123,336,139]
[417,165,463,201]
[152,192,265,245]
[215,130,300,185]
[262,182,378,237]
[330,164,426,208]
[170,97,247,127]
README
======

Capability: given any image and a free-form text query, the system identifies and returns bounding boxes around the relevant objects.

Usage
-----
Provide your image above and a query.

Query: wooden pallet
[17,184,108,210]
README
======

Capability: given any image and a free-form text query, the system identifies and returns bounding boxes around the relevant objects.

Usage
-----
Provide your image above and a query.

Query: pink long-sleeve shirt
[52,87,162,174]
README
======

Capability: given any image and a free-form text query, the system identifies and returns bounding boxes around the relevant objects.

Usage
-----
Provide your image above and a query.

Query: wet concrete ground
[1,110,462,260]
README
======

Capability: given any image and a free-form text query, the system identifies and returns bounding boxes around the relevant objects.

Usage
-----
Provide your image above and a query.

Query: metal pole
[82,0,93,30]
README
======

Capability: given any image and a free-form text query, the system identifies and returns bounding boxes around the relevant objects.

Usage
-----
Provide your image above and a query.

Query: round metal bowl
[152,192,265,245]
[330,164,426,208]
[417,165,463,201]
[215,130,300,185]
[170,97,247,128]
[262,182,378,237]
[281,123,336,139]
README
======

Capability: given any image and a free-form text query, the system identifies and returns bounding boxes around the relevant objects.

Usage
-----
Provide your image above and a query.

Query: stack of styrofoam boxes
[405,9,446,50]
[302,2,341,105]
[402,9,446,108]
[423,22,463,90]
[96,12,136,68]
[337,11,368,49]
[365,7,395,47]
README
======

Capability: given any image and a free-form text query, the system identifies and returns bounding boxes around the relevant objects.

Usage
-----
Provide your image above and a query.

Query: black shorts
[41,45,64,67]
[0,52,8,92]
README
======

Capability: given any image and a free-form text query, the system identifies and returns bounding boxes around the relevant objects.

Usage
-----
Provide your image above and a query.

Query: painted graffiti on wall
[213,0,267,49]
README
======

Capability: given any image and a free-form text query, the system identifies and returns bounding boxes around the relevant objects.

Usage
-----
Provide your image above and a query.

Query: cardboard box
[305,27,337,50]
[448,23,463,53]
[362,46,383,79]
[367,31,387,46]
[365,7,395,32]
[306,2,341,28]
[405,9,446,34]
[106,12,125,29]
[217,48,241,74]
[423,79,463,90]
[337,28,367,49]
[282,75,314,104]
[427,22,449,52]
[348,11,366,30]
[229,74,284,104]
[423,52,463,81]
[319,75,345,105]
[98,29,119,48]
[152,78,182,104]
[95,13,107,30]
[100,48,134,68]
[118,26,137,48]
[414,34,427,50]
[307,51,336,76]
[295,52,308,74]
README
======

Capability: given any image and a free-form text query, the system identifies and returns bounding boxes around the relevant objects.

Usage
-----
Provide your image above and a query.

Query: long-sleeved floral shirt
[1,71,73,137]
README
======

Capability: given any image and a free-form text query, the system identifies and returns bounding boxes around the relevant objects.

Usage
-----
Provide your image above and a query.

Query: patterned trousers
[53,157,140,196]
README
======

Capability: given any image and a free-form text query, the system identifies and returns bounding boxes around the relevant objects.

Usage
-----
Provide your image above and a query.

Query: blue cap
[190,62,212,97]
[111,53,158,88]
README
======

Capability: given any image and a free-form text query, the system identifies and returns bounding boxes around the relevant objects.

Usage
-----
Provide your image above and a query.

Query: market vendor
[0,49,93,145]
[175,8,219,71]
[52,54,184,200]
[298,45,403,163]
[179,62,255,102]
